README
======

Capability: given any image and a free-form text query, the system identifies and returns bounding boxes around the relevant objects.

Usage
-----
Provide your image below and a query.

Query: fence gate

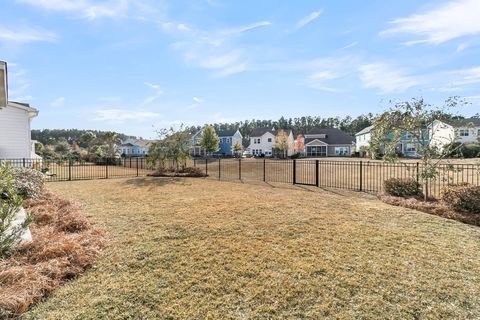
[293,160,318,186]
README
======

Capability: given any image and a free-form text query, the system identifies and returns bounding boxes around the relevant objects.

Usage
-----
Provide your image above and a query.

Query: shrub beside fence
[0,157,479,198]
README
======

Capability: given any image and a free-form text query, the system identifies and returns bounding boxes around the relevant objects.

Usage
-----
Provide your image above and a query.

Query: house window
[478,129,480,136]
[268,138,272,142]
[334,147,349,156]
[405,143,416,152]
[459,129,469,137]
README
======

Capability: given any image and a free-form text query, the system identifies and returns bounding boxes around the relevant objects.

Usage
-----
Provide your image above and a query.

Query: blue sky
[1,0,480,138]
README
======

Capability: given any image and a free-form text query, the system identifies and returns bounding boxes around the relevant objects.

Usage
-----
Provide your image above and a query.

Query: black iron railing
[1,157,479,198]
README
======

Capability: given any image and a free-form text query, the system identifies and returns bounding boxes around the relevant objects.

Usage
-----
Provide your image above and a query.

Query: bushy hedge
[383,178,422,197]
[0,163,32,258]
[11,167,45,200]
[442,184,480,214]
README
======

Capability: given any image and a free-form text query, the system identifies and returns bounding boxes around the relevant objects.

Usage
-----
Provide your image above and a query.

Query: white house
[430,118,480,150]
[0,101,39,159]
[355,125,374,155]
[119,138,153,157]
[247,127,295,157]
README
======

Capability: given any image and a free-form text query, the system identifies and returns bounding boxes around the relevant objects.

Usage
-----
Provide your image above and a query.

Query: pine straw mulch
[0,191,106,318]
[379,194,480,226]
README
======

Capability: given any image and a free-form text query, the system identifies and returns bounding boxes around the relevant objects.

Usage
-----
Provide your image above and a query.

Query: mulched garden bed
[379,194,480,226]
[0,191,105,318]
[147,167,207,178]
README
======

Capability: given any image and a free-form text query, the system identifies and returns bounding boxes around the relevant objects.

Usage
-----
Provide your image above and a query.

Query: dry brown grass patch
[0,191,105,318]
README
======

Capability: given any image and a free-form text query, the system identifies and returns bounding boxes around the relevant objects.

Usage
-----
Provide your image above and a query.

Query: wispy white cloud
[358,63,420,93]
[142,82,163,105]
[164,20,271,77]
[296,10,323,29]
[340,41,358,50]
[93,109,160,122]
[50,97,65,107]
[192,97,204,104]
[0,25,57,43]
[16,0,151,20]
[381,0,480,45]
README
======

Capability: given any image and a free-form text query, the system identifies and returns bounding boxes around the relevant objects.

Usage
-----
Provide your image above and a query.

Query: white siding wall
[355,132,371,149]
[248,132,276,156]
[0,105,32,158]
[429,120,454,150]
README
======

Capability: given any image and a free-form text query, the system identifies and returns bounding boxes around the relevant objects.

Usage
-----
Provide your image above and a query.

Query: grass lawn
[24,178,480,319]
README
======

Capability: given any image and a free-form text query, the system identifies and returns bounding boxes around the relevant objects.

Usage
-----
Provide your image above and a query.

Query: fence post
[105,158,109,179]
[263,158,266,182]
[193,158,196,168]
[205,158,208,176]
[292,159,296,185]
[136,157,139,177]
[359,161,363,191]
[238,158,242,180]
[218,158,221,180]
[68,158,72,181]
[22,158,26,168]
[315,160,319,187]
[416,162,420,185]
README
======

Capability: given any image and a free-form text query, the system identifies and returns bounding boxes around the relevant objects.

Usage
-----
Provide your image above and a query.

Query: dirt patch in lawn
[0,191,105,318]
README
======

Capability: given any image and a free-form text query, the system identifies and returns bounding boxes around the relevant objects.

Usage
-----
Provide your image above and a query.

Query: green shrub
[442,184,480,213]
[11,167,45,199]
[0,163,31,257]
[384,178,422,197]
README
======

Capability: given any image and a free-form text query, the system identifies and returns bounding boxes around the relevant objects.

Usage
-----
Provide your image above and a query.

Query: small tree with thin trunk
[294,134,304,154]
[80,131,97,160]
[369,97,470,200]
[232,140,243,157]
[148,125,192,172]
[100,131,121,158]
[200,126,220,157]
[274,129,289,158]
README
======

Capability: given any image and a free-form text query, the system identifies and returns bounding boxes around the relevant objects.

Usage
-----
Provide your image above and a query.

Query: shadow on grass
[122,177,192,188]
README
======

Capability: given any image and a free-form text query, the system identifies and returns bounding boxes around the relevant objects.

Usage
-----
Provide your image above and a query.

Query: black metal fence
[1,157,479,198]
[192,158,480,198]
[0,157,152,181]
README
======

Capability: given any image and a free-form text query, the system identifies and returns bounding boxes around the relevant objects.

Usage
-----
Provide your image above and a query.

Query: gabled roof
[119,143,136,147]
[7,101,39,114]
[443,118,480,127]
[355,125,374,136]
[250,127,276,137]
[304,128,354,145]
[217,129,237,137]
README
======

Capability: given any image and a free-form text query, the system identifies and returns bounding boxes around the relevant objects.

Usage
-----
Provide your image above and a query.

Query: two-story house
[217,129,243,156]
[190,129,243,157]
[247,127,295,157]
[0,61,40,159]
[430,118,480,150]
[304,128,355,157]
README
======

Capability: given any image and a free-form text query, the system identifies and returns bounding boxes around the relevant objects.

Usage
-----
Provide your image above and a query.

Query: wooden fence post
[315,160,319,187]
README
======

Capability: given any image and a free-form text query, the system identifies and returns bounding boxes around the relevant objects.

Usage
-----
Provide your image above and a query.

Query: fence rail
[1,157,479,198]
[192,158,480,198]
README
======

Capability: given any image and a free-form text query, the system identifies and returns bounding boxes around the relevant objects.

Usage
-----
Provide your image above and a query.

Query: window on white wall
[459,129,469,137]
[268,138,272,142]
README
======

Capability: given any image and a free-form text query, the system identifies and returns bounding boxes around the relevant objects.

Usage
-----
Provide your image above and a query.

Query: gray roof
[217,129,237,137]
[305,128,355,145]
[249,127,276,137]
[443,118,480,127]
[355,125,374,136]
